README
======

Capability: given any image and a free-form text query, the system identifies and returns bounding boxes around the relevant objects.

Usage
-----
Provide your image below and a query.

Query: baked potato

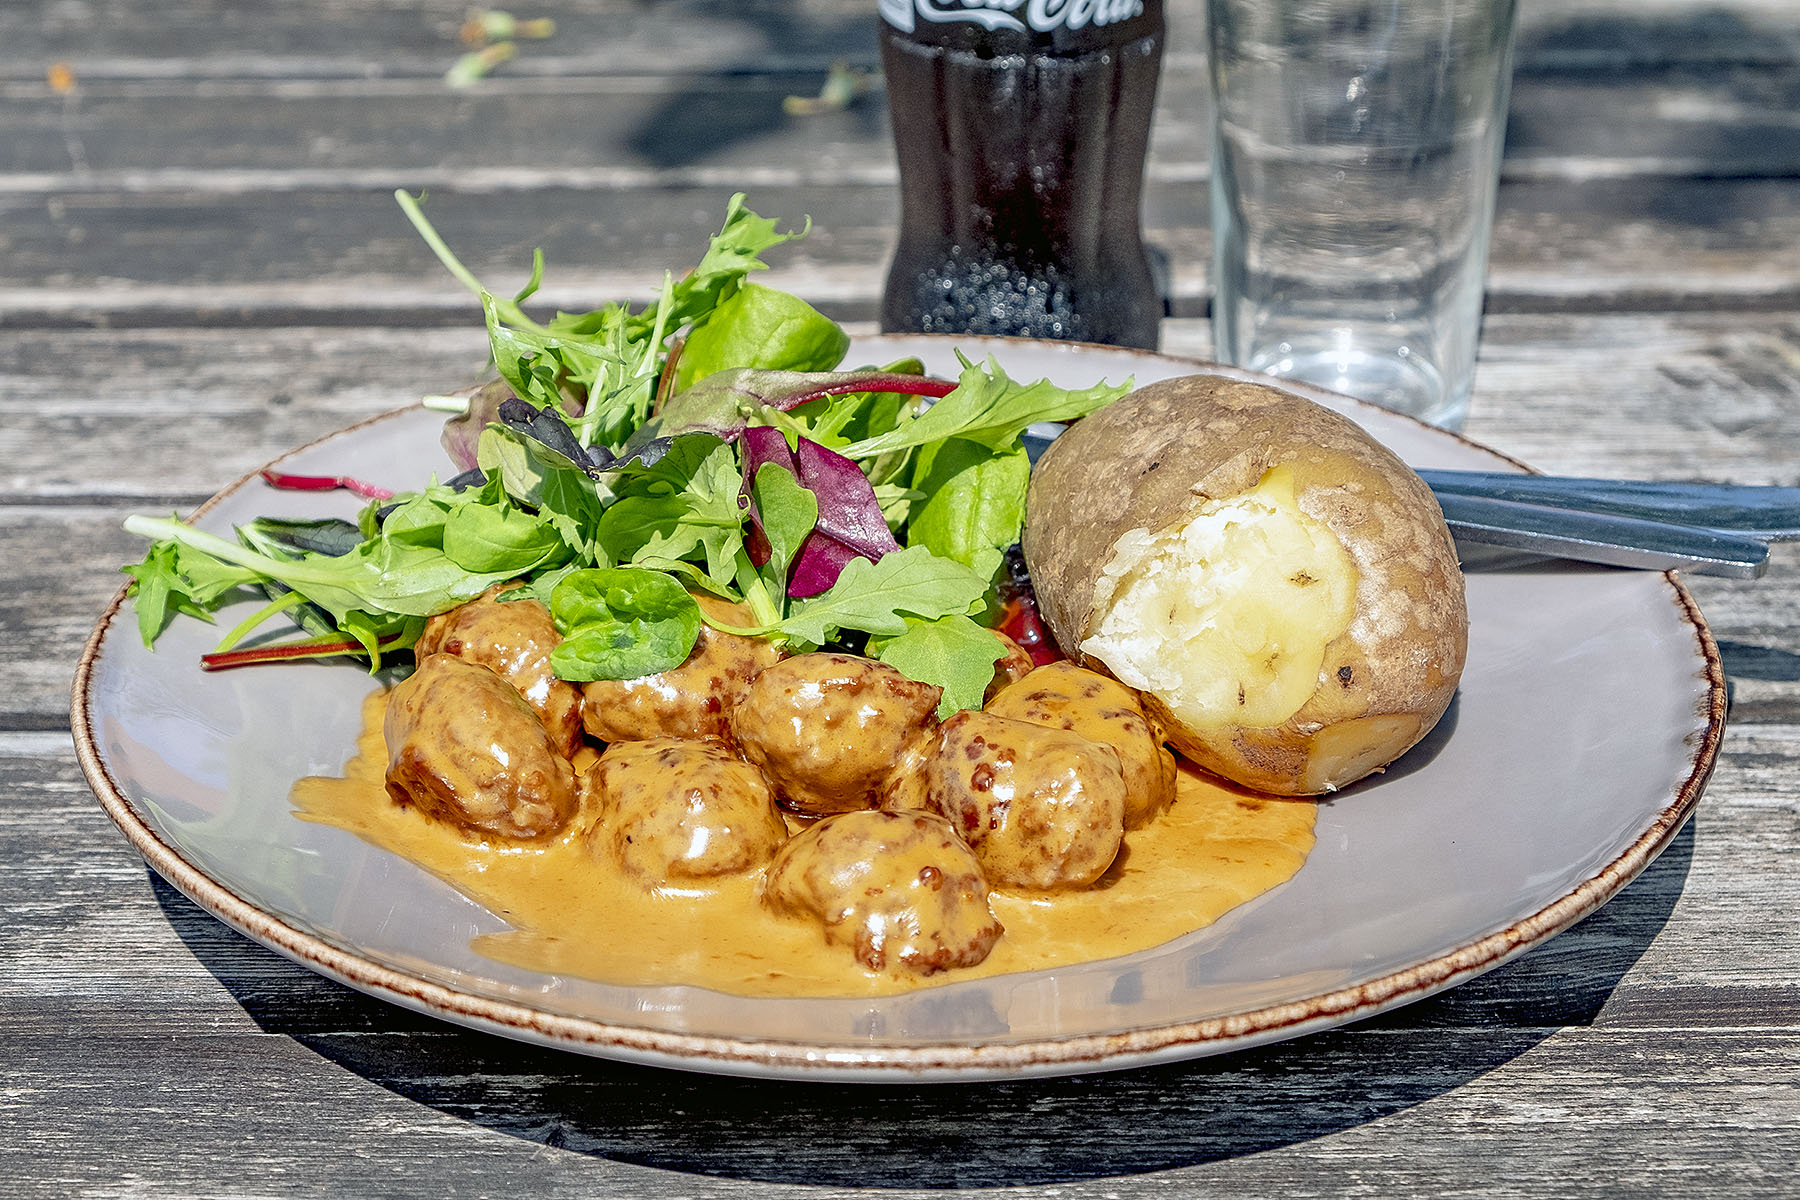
[1021,374,1467,796]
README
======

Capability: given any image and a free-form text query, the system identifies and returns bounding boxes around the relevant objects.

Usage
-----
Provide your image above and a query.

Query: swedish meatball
[384,653,577,839]
[983,630,1037,703]
[588,737,788,884]
[581,615,781,747]
[418,584,584,758]
[762,809,1003,974]
[731,653,942,815]
[877,726,943,814]
[985,661,1176,829]
[925,710,1125,890]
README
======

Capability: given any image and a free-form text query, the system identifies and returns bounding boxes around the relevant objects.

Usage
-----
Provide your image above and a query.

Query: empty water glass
[1206,0,1519,428]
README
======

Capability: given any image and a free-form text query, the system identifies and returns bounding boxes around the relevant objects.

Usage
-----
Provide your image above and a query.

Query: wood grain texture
[7,175,1800,326]
[5,0,1799,1195]
[6,67,1798,180]
[4,0,1797,74]
[3,747,1796,1197]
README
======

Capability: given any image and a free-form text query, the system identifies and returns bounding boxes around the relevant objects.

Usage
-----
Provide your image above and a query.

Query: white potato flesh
[1079,466,1358,736]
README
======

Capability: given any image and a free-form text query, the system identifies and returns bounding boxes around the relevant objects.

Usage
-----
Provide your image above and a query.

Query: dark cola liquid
[879,4,1165,349]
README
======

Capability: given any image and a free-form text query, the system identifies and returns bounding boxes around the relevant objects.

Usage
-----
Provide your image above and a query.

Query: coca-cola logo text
[881,0,1147,35]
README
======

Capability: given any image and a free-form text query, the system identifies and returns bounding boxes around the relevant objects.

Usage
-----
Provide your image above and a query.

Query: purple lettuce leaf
[739,426,902,598]
[624,368,955,456]
[439,378,521,472]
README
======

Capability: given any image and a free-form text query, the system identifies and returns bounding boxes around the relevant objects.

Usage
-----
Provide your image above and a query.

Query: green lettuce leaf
[548,567,703,681]
[774,545,989,647]
[674,282,849,391]
[841,356,1129,460]
[904,438,1029,576]
[870,614,1008,719]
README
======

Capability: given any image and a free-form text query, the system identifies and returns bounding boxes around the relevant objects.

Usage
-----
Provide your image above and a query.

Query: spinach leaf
[747,462,819,589]
[904,437,1029,578]
[675,283,849,391]
[442,500,568,575]
[548,567,702,681]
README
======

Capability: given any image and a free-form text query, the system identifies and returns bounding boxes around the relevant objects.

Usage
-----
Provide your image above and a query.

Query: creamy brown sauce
[293,690,1318,998]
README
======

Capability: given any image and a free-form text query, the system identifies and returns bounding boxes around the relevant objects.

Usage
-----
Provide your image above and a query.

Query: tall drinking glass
[1206,0,1518,429]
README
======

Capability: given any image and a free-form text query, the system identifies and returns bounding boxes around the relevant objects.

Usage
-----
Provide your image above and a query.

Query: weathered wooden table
[6,1,1797,1195]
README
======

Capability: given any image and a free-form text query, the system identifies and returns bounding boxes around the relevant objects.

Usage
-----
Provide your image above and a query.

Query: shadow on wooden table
[151,821,1693,1187]
[621,1,886,170]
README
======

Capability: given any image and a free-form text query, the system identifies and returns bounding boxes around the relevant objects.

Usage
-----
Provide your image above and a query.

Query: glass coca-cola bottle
[878,0,1166,350]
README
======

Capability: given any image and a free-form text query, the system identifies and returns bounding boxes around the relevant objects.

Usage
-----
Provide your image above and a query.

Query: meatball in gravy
[582,618,781,747]
[983,630,1037,703]
[417,584,584,759]
[732,653,942,815]
[985,661,1176,828]
[762,809,1003,974]
[588,737,789,885]
[920,710,1126,891]
[384,653,577,839]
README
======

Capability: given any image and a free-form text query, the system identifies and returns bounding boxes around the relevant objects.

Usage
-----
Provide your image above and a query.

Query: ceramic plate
[72,336,1723,1082]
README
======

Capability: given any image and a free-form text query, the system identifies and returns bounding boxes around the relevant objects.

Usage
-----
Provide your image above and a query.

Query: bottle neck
[879,0,1163,55]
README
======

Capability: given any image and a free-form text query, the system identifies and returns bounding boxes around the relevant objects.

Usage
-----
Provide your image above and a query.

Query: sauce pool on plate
[293,691,1318,999]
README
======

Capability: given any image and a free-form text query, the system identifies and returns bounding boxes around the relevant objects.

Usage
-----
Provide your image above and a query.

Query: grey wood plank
[0,324,495,503]
[4,1024,1795,1197]
[0,508,146,729]
[6,62,1798,180]
[4,0,1797,77]
[6,175,1800,324]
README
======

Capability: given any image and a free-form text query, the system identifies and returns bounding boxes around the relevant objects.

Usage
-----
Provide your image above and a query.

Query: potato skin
[1021,373,1467,795]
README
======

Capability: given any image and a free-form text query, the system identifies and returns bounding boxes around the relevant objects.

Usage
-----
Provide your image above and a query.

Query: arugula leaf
[124,539,232,644]
[773,545,989,647]
[548,567,702,681]
[871,614,1009,719]
[400,189,803,454]
[841,356,1129,459]
[651,194,806,332]
[123,515,515,624]
[596,436,745,585]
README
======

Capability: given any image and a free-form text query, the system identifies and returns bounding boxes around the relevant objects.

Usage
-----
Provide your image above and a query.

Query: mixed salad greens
[123,194,1129,717]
